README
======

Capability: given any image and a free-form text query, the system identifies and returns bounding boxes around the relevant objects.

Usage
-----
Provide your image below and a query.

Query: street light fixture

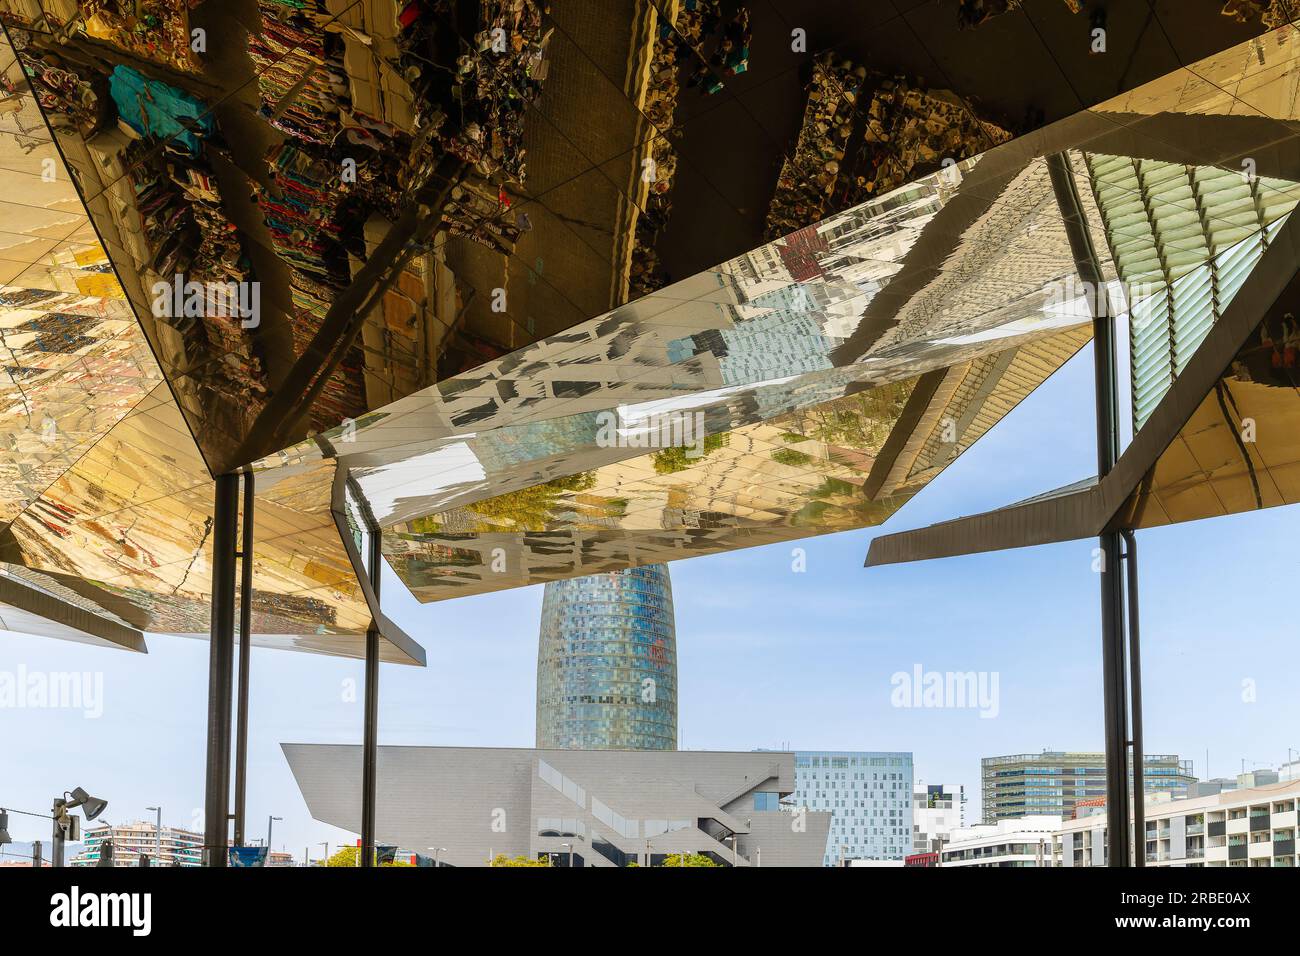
[67,787,107,821]
[560,842,574,868]
[428,846,446,868]
[266,815,282,851]
[52,787,107,867]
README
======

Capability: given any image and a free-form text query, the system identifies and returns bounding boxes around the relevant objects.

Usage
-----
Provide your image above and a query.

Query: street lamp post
[428,846,446,868]
[319,842,329,866]
[146,806,162,864]
[560,842,573,868]
[266,815,282,854]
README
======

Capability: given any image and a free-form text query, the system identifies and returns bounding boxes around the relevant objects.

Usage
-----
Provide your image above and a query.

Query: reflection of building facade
[536,564,676,751]
[284,744,830,867]
[785,751,914,866]
[982,750,1194,822]
[71,821,203,867]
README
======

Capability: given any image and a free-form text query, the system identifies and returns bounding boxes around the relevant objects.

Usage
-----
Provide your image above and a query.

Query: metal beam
[1047,151,1131,867]
[233,471,255,847]
[229,155,467,467]
[204,473,240,866]
[360,503,383,867]
[1122,527,1146,866]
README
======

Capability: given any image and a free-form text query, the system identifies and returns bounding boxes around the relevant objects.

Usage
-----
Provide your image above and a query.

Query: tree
[322,846,411,867]
[489,853,551,867]
[657,852,720,867]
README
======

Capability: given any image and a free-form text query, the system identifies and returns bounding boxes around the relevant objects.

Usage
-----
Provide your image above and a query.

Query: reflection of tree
[778,383,912,450]
[652,433,729,474]
[771,447,813,467]
[793,478,911,530]
[410,473,597,533]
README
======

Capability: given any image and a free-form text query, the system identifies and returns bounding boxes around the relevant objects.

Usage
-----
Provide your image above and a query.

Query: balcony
[1274,839,1295,856]
[1249,815,1270,832]
[1228,844,1248,861]
[1186,823,1204,836]
[1207,821,1226,837]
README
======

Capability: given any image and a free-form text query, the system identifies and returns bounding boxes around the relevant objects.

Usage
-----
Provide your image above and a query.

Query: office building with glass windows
[536,564,677,751]
[982,751,1195,823]
[786,751,914,866]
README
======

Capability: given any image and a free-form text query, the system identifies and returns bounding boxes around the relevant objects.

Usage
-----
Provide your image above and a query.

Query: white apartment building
[1056,778,1300,867]
[71,820,203,867]
[940,816,1060,867]
[913,782,966,854]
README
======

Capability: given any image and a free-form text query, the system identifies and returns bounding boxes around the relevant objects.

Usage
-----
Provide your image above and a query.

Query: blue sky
[3,341,1298,862]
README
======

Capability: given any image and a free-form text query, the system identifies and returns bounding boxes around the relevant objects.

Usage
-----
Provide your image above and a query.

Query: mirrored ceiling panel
[0,0,1278,473]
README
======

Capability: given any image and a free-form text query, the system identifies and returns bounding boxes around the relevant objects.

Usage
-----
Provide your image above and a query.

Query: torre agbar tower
[536,564,677,751]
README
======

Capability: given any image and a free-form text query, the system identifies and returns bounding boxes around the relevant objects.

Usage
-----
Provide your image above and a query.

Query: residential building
[941,816,1061,867]
[536,564,677,751]
[285,744,831,867]
[1057,778,1300,867]
[70,821,203,867]
[913,781,966,854]
[786,751,913,866]
[981,750,1194,822]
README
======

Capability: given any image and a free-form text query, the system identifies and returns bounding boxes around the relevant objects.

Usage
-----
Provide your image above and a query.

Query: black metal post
[1047,153,1131,867]
[233,471,255,848]
[1122,527,1146,865]
[50,801,65,868]
[204,473,240,866]
[360,525,382,867]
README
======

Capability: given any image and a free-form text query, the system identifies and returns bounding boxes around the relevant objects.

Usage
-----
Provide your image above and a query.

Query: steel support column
[360,522,382,867]
[1122,527,1146,865]
[204,473,240,866]
[1047,152,1131,866]
[233,471,255,847]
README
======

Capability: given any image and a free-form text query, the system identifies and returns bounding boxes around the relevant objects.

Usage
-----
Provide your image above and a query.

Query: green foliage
[322,846,412,867]
[657,852,720,867]
[408,473,597,534]
[651,433,729,474]
[490,853,552,867]
[770,447,813,467]
[778,384,911,450]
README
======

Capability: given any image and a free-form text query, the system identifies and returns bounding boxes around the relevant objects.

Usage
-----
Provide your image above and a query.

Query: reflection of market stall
[1,0,552,471]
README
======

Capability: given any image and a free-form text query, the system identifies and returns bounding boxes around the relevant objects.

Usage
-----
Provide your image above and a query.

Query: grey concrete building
[284,744,830,867]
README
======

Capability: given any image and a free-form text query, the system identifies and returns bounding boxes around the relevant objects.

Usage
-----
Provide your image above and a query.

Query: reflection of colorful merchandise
[228,846,268,867]
[108,66,213,155]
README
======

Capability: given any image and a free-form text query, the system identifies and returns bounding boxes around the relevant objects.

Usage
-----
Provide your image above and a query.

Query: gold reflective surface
[1129,313,1300,527]
[3,17,1300,641]
[0,27,411,659]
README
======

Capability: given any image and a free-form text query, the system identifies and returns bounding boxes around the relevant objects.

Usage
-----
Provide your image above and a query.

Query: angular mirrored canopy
[0,4,1297,649]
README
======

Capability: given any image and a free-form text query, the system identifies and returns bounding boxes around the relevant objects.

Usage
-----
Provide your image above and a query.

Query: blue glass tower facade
[536,564,677,751]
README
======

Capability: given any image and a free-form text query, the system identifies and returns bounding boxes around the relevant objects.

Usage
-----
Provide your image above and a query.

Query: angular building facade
[536,564,677,751]
[284,744,831,867]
